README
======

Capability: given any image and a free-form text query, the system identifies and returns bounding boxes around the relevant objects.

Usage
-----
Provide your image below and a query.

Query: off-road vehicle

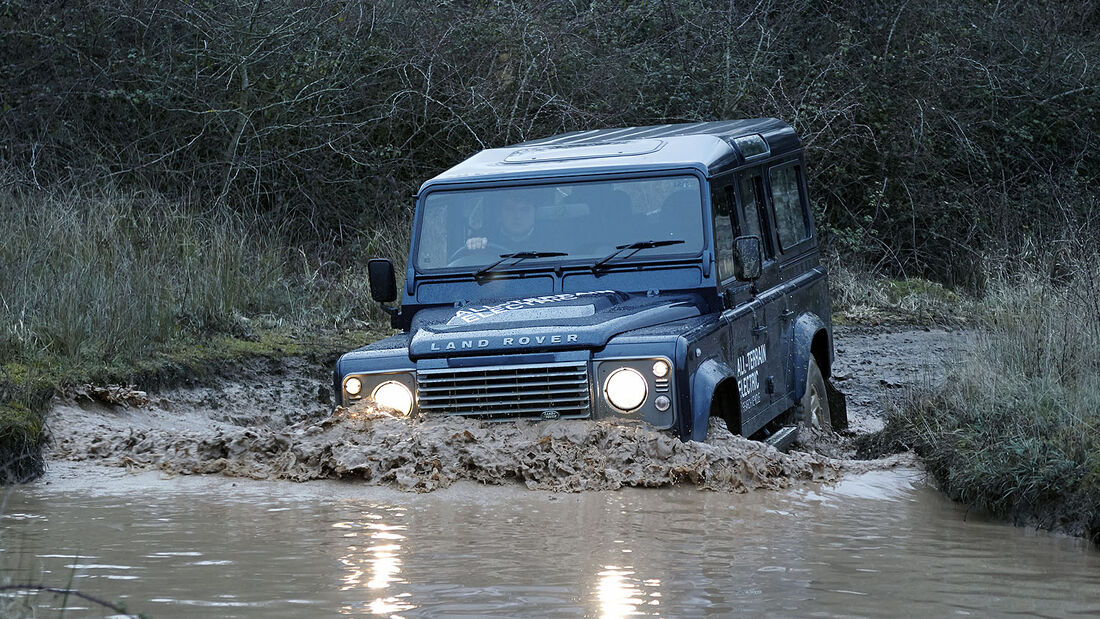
[334,119,845,448]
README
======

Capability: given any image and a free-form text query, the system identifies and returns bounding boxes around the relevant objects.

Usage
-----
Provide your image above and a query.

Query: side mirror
[732,235,762,281]
[367,258,397,303]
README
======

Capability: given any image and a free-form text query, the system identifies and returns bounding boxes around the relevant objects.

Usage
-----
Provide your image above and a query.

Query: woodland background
[2,0,1096,283]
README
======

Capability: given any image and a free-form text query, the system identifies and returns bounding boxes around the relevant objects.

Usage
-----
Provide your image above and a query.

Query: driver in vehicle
[465,194,537,251]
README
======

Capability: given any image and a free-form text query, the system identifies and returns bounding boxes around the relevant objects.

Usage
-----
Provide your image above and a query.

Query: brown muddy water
[4,465,1099,618]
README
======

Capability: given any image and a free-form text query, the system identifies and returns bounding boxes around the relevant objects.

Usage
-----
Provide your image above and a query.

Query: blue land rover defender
[334,119,845,447]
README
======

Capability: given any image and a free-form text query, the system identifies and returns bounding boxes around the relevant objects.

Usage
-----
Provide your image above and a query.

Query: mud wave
[52,406,842,492]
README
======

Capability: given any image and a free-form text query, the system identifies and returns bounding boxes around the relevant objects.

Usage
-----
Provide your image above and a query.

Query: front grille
[416,362,591,420]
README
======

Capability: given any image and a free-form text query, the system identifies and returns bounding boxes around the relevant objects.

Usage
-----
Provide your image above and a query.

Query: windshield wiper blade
[593,239,684,271]
[474,251,568,281]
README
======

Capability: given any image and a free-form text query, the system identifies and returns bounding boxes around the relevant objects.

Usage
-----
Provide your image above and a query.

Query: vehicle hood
[408,290,705,358]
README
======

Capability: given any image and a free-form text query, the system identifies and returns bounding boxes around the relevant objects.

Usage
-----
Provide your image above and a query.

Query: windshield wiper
[593,239,684,271]
[474,251,568,281]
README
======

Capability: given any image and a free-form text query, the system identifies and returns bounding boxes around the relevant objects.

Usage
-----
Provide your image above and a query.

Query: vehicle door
[763,159,819,406]
[710,175,767,433]
[732,167,787,434]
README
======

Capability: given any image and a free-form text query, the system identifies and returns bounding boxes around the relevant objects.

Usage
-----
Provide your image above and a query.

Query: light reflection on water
[2,469,1099,618]
[335,515,415,616]
[596,565,661,618]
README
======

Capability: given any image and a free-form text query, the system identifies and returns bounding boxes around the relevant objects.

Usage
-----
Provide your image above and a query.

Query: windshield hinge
[381,305,401,329]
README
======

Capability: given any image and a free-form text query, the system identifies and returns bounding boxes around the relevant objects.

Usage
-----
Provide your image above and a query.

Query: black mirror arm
[380,304,402,329]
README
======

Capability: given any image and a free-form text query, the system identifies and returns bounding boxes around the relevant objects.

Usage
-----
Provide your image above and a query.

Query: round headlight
[371,381,414,415]
[344,377,362,396]
[652,360,670,378]
[604,368,648,412]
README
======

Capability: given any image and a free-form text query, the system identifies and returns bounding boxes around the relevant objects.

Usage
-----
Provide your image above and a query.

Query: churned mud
[51,408,840,492]
[829,325,970,434]
[45,326,963,492]
[784,324,970,458]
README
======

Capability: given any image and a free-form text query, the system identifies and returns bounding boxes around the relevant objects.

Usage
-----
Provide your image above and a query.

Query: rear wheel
[798,357,831,432]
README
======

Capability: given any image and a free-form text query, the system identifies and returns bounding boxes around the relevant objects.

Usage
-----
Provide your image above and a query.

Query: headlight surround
[371,380,415,415]
[603,367,648,412]
[595,357,675,424]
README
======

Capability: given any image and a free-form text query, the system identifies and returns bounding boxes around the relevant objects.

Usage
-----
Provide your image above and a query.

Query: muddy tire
[798,357,831,432]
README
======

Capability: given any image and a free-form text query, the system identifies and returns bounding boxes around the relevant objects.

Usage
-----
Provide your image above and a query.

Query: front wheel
[798,357,832,432]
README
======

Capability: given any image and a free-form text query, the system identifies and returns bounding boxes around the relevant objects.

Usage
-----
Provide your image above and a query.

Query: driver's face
[502,201,536,238]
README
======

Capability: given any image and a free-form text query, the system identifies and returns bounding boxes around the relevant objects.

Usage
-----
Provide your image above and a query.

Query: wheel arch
[689,358,738,442]
[792,313,831,399]
[710,377,742,436]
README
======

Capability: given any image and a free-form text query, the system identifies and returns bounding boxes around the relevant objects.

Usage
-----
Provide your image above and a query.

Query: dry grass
[0,183,413,360]
[0,186,287,360]
[827,254,973,324]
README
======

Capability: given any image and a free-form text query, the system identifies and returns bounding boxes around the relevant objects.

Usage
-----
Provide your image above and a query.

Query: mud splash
[52,406,842,492]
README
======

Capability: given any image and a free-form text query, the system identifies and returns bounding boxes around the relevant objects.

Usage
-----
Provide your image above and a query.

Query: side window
[738,174,773,259]
[769,165,809,251]
[711,185,736,281]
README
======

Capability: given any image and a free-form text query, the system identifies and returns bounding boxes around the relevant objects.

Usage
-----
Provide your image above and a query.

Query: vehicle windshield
[415,175,704,271]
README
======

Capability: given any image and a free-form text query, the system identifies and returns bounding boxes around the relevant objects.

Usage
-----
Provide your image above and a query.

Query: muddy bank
[828,325,969,434]
[45,326,955,492]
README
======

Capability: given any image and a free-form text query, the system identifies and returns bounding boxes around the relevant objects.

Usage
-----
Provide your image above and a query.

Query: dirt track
[45,325,967,490]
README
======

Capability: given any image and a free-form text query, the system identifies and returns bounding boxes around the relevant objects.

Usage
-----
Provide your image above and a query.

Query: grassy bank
[862,255,1100,544]
[827,254,974,325]
[0,184,402,482]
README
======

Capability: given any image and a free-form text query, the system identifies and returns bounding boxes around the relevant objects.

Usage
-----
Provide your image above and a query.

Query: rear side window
[769,165,809,250]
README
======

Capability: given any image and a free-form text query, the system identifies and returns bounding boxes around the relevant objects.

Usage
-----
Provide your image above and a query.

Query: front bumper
[338,356,676,428]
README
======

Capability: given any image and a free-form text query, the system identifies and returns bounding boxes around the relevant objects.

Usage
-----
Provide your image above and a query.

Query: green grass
[0,401,47,483]
[861,257,1100,544]
[0,184,401,482]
